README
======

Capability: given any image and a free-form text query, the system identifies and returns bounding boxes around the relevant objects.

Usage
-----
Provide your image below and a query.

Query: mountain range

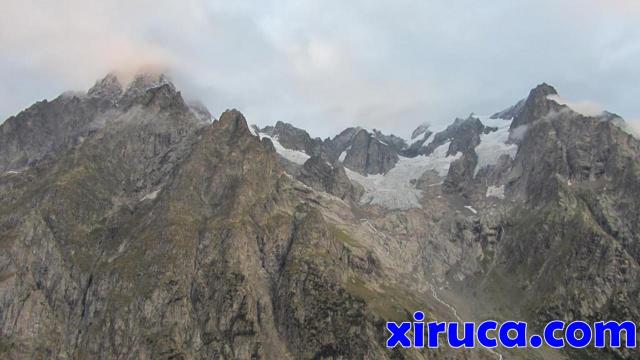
[1,73,639,359]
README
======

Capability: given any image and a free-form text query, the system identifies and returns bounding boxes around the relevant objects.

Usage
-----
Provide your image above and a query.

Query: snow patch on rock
[338,146,351,162]
[345,141,461,210]
[2,169,25,177]
[141,189,161,201]
[474,116,518,175]
[259,133,310,165]
[410,132,433,147]
[338,151,347,162]
[486,185,505,199]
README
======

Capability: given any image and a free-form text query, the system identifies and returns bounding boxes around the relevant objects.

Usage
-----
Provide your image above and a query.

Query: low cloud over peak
[546,95,605,117]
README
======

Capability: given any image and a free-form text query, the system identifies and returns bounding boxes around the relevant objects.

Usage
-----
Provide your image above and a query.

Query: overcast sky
[1,0,639,138]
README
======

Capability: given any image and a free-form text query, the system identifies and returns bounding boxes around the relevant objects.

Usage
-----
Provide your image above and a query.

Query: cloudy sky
[1,0,639,138]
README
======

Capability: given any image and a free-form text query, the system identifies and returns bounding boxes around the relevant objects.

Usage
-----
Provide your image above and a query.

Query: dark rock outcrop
[0,91,114,172]
[87,73,123,102]
[490,98,525,120]
[0,73,207,174]
[421,115,485,157]
[402,125,433,158]
[411,123,430,140]
[510,83,564,131]
[260,121,324,156]
[371,129,407,153]
[297,155,362,201]
[326,127,359,157]
[342,129,399,174]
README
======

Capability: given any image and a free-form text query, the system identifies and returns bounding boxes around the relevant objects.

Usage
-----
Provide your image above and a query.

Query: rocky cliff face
[0,74,502,360]
[0,73,208,174]
[1,75,639,360]
[260,121,324,156]
[296,155,363,201]
[341,129,399,175]
[316,127,406,175]
[441,87,640,360]
[490,104,640,330]
[510,83,563,131]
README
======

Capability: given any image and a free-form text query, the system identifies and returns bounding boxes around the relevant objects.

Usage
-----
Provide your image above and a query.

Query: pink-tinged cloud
[0,0,204,86]
[1,0,638,138]
[592,0,640,14]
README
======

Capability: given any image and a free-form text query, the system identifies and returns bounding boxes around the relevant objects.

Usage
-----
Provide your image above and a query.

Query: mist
[547,95,605,117]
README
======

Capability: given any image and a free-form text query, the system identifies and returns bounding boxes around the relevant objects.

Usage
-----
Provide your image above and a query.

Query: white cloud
[546,95,604,117]
[0,0,639,139]
[0,0,192,85]
[626,120,640,138]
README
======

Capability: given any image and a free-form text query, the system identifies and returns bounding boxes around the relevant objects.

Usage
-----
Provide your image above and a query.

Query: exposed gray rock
[411,123,431,140]
[260,121,324,156]
[342,129,399,174]
[297,155,362,201]
[510,83,564,131]
[0,91,114,172]
[456,87,640,360]
[402,130,433,158]
[87,73,123,102]
[120,73,176,105]
[371,129,407,153]
[0,72,208,174]
[419,115,485,157]
[490,98,525,120]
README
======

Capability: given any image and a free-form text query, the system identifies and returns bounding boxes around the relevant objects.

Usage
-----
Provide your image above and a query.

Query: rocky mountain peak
[215,109,252,138]
[490,99,525,120]
[260,121,324,156]
[510,82,564,130]
[342,128,399,174]
[418,114,484,157]
[124,73,175,95]
[530,82,558,98]
[117,72,171,101]
[371,129,407,153]
[115,73,189,113]
[86,72,182,110]
[411,123,430,140]
[0,72,209,173]
[87,73,123,101]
